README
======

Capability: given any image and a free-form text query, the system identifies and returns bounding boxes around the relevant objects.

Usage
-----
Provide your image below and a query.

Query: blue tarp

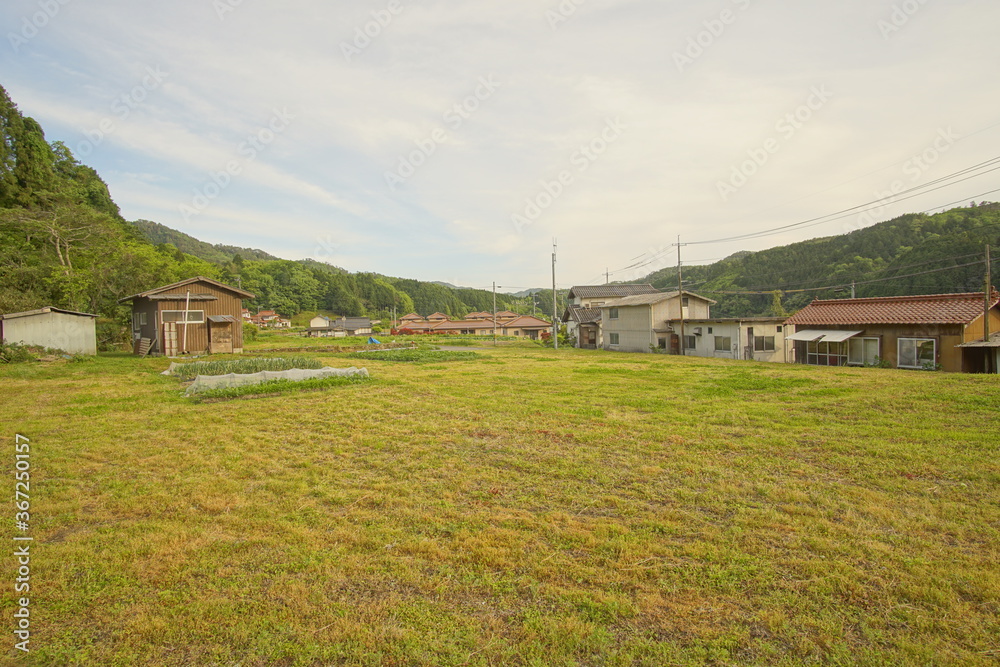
[368,337,381,344]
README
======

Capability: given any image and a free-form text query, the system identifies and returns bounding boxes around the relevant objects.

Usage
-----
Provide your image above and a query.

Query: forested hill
[641,206,1000,317]
[131,219,279,264]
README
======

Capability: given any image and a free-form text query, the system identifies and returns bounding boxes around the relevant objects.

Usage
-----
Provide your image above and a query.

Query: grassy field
[2,345,999,665]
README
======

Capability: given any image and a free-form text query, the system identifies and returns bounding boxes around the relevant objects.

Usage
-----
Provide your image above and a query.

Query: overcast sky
[3,0,998,292]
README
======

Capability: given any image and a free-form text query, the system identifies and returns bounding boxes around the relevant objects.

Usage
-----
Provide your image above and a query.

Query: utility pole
[493,281,498,347]
[677,236,685,356]
[851,281,856,299]
[606,268,610,284]
[552,239,558,349]
[986,244,992,373]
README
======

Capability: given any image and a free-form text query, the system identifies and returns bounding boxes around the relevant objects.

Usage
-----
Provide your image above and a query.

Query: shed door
[162,322,178,357]
[210,321,234,354]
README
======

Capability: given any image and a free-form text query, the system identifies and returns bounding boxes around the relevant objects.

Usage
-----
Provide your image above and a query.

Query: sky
[2,0,999,293]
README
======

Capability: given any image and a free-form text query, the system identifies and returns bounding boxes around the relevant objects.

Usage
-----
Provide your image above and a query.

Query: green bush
[0,342,36,364]
[243,322,258,343]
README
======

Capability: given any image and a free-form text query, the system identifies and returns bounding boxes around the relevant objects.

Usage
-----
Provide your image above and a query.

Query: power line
[604,186,1000,281]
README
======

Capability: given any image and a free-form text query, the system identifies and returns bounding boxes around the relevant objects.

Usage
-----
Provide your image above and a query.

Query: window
[848,337,879,366]
[776,325,783,332]
[681,297,690,307]
[162,310,205,323]
[609,333,620,346]
[714,336,731,352]
[132,312,147,329]
[707,327,713,334]
[806,340,847,366]
[898,338,936,369]
[683,335,696,349]
[609,307,619,319]
[754,336,775,352]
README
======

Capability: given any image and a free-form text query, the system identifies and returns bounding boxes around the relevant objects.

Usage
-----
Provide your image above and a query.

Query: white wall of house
[309,316,329,328]
[602,306,655,352]
[682,320,788,363]
[2,311,97,355]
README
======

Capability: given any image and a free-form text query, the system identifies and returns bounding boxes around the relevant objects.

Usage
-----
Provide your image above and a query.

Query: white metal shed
[0,307,98,355]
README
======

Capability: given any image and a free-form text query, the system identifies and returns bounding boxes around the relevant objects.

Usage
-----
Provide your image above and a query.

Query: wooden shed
[120,277,255,356]
[0,307,98,355]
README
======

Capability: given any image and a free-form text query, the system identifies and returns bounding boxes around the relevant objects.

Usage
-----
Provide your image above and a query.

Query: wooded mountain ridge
[639,206,999,318]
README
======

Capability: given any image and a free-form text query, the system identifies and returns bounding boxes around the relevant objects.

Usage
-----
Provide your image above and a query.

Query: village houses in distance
[3,275,997,373]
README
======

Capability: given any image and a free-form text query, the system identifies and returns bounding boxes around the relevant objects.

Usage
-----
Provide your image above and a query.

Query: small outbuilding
[119,276,255,356]
[0,307,98,355]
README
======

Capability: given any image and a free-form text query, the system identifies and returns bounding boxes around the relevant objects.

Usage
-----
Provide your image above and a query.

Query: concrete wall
[682,320,789,363]
[603,305,654,353]
[2,311,97,355]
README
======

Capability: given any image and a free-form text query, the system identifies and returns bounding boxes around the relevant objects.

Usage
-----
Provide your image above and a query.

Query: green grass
[166,356,323,380]
[344,349,480,363]
[2,348,999,665]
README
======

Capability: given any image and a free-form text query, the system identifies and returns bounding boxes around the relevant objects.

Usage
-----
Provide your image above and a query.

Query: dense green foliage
[643,207,1000,316]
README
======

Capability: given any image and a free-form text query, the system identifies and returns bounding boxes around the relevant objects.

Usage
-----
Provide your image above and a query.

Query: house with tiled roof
[784,291,1000,372]
[600,291,716,353]
[562,284,660,347]
[564,305,604,348]
[426,312,450,322]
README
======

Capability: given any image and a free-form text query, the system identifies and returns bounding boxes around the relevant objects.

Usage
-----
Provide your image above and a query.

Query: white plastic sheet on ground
[184,366,369,396]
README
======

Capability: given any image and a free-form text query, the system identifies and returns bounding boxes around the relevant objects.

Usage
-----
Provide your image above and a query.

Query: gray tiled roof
[567,284,659,299]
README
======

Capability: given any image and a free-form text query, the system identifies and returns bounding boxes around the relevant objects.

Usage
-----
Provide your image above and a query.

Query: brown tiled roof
[429,321,494,331]
[503,315,551,328]
[785,292,999,326]
[568,284,659,299]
